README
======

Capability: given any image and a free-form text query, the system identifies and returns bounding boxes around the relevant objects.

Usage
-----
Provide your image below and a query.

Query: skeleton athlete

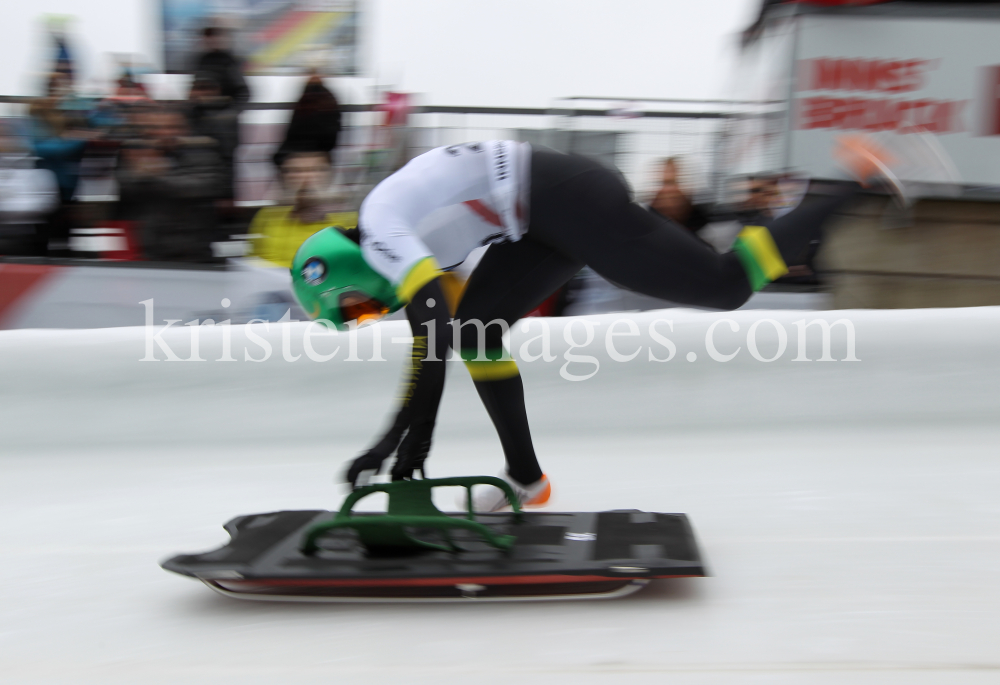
[291,137,891,511]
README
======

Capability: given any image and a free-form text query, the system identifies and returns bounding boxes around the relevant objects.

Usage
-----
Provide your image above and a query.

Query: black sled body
[163,508,706,602]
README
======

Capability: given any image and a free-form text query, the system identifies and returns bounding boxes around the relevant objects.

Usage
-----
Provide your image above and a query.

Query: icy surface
[2,308,999,684]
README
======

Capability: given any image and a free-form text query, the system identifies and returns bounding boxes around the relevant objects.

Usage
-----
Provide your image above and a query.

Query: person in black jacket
[117,106,225,262]
[187,72,240,199]
[192,27,250,109]
[272,74,342,168]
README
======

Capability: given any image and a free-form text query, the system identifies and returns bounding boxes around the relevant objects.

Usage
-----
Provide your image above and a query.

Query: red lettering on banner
[808,58,929,93]
[797,96,967,134]
[826,98,847,128]
[813,59,841,91]
[893,101,913,130]
[905,100,930,131]
[866,99,898,131]
[903,60,931,92]
[931,102,948,133]
[847,98,868,129]
[842,60,869,91]
[796,56,963,134]
[874,61,901,92]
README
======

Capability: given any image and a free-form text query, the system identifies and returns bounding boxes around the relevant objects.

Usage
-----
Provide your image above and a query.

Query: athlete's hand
[344,447,392,489]
[344,405,413,488]
[390,423,433,481]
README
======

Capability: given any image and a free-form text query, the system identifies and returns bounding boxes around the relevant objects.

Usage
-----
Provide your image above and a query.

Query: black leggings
[454,150,857,484]
[457,149,858,348]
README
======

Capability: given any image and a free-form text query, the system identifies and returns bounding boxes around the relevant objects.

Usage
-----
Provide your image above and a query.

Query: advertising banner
[792,14,1000,187]
[162,0,359,76]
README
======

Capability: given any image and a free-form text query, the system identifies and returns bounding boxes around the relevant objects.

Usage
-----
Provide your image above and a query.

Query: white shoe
[833,133,909,207]
[834,132,961,211]
[887,129,962,199]
[462,473,552,513]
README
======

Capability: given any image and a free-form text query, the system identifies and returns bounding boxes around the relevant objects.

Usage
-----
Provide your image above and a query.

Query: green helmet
[290,227,402,329]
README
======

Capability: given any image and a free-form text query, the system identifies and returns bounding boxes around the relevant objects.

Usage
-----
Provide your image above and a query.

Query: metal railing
[2,95,743,207]
[255,99,739,205]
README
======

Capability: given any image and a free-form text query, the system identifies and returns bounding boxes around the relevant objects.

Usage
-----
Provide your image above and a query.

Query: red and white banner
[790,14,1000,185]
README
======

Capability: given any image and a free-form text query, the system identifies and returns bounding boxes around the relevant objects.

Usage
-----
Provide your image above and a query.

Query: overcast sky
[368,0,762,106]
[2,0,761,105]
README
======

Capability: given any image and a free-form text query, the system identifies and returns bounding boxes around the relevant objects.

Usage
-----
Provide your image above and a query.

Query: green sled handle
[301,476,523,555]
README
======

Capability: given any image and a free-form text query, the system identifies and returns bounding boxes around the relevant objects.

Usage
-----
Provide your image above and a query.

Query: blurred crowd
[0,25,347,266]
[2,22,813,283]
[645,157,818,281]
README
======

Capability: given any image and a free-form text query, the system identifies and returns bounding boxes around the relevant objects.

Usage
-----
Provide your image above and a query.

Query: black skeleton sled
[161,476,706,602]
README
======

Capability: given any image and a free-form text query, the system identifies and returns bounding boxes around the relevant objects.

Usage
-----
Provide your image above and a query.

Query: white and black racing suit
[347,142,861,487]
[358,140,531,298]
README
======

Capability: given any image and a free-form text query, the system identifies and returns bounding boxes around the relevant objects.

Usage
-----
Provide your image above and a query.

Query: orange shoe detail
[834,134,897,186]
[524,475,551,507]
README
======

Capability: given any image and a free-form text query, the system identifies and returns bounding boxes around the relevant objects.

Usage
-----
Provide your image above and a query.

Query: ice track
[2,307,1000,684]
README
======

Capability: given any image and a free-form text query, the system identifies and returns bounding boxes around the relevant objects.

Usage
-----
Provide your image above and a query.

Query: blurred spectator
[272,74,342,168]
[112,69,151,103]
[648,157,710,234]
[48,16,75,81]
[0,120,59,255]
[188,72,239,199]
[192,27,250,110]
[90,70,153,139]
[738,173,818,282]
[249,151,356,268]
[28,72,96,255]
[770,173,810,219]
[29,73,91,202]
[116,106,225,262]
[739,175,779,224]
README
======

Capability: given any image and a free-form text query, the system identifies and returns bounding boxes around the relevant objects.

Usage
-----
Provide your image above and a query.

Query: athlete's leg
[454,238,582,486]
[527,150,859,308]
[764,184,861,267]
[457,153,860,486]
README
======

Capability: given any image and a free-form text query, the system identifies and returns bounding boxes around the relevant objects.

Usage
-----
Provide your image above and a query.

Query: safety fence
[237,98,743,207]
[1,95,767,265]
[1,94,757,208]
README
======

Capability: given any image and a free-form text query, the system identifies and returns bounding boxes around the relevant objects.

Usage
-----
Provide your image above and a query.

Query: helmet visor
[339,291,389,326]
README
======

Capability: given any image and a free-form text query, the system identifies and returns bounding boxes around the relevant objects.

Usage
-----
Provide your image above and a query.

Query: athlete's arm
[357,142,527,289]
[387,277,452,480]
[345,270,452,487]
[346,143,526,486]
